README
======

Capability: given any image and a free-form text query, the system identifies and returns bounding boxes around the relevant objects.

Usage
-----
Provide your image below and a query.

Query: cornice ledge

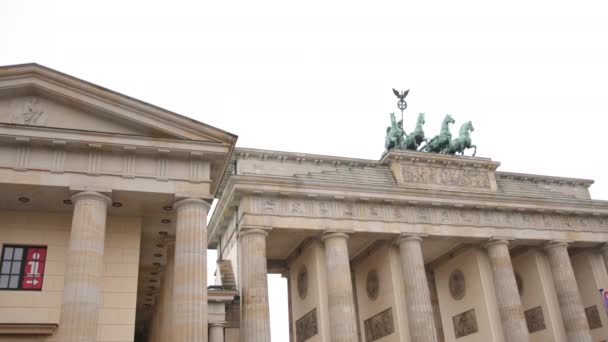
[380,149,500,171]
[0,323,58,334]
[0,63,238,144]
[234,147,378,166]
[496,171,594,187]
[221,175,608,212]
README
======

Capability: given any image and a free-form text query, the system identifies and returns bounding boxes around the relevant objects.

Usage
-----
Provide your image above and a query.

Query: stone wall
[0,210,141,342]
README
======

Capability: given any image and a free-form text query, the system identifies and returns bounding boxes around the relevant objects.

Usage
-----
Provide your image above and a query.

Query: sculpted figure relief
[11,97,48,126]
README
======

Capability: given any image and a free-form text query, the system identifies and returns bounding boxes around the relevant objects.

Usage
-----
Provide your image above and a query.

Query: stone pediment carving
[381,150,499,192]
[1,94,173,137]
[0,64,236,144]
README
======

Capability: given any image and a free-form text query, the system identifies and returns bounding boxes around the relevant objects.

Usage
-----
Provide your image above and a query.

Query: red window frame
[0,245,47,291]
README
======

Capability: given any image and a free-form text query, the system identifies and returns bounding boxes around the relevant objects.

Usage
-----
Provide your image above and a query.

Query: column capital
[544,240,572,251]
[238,227,270,239]
[71,191,112,206]
[209,321,227,328]
[173,197,211,210]
[394,233,427,245]
[484,237,512,250]
[321,231,351,242]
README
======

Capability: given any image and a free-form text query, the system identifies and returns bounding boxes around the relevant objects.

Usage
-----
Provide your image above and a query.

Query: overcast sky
[3,1,608,340]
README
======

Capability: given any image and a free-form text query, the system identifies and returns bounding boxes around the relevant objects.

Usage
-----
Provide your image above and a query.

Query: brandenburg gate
[208,147,608,342]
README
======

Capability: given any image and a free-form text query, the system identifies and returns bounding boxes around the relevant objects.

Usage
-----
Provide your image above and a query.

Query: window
[0,246,47,290]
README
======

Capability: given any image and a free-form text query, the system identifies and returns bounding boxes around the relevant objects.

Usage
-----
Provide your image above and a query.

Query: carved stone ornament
[364,308,395,342]
[452,309,478,338]
[449,269,466,300]
[11,97,48,126]
[366,269,379,300]
[524,306,546,333]
[251,196,608,234]
[296,308,318,342]
[297,266,308,300]
[585,305,602,330]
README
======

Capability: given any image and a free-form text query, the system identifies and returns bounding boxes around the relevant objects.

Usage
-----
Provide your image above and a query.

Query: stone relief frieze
[524,306,546,333]
[364,308,394,342]
[585,305,602,330]
[449,269,466,300]
[10,97,48,126]
[250,196,608,233]
[452,309,478,338]
[399,164,490,189]
[296,308,318,342]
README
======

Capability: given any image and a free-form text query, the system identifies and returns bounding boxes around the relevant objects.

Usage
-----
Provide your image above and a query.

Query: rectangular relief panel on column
[288,241,330,342]
[512,250,567,341]
[434,249,503,342]
[352,244,403,342]
[571,252,608,340]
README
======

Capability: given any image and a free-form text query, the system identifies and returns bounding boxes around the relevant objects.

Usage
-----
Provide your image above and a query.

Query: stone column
[485,239,529,342]
[545,241,592,342]
[600,244,608,274]
[209,322,226,342]
[172,198,210,342]
[427,271,444,342]
[321,232,358,342]
[55,191,111,342]
[395,235,438,342]
[160,239,175,341]
[239,228,271,342]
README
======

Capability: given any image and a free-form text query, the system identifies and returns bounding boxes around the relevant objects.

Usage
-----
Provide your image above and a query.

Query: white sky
[2,1,608,340]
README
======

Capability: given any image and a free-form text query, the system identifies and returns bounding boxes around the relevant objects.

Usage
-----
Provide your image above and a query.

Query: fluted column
[427,271,444,342]
[160,239,175,341]
[396,235,437,342]
[172,198,210,342]
[545,241,592,342]
[485,239,529,342]
[239,228,271,342]
[55,191,111,342]
[209,322,226,342]
[322,232,358,342]
[600,244,608,274]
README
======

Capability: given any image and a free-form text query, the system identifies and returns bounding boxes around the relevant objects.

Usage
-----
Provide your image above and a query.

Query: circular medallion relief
[366,270,380,300]
[297,266,308,299]
[449,269,466,300]
[515,272,523,295]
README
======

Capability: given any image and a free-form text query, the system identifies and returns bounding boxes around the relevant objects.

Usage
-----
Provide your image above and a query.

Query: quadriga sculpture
[443,121,477,156]
[384,112,405,152]
[401,112,427,151]
[420,114,455,153]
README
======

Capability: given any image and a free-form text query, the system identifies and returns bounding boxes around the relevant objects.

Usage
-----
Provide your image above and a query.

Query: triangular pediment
[0,64,237,144]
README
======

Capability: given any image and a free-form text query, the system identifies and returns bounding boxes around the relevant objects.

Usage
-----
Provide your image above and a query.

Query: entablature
[208,175,608,247]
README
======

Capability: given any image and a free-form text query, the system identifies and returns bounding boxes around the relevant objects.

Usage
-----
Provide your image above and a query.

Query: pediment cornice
[0,63,237,145]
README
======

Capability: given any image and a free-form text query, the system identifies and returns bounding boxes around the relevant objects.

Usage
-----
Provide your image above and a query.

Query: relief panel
[364,308,395,342]
[452,309,478,338]
[296,308,318,342]
[524,306,546,333]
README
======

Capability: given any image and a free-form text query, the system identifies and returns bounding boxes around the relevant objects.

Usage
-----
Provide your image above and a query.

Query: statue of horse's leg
[471,145,477,157]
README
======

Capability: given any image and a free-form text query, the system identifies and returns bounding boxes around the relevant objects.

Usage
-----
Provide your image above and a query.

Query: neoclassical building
[0,64,607,342]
